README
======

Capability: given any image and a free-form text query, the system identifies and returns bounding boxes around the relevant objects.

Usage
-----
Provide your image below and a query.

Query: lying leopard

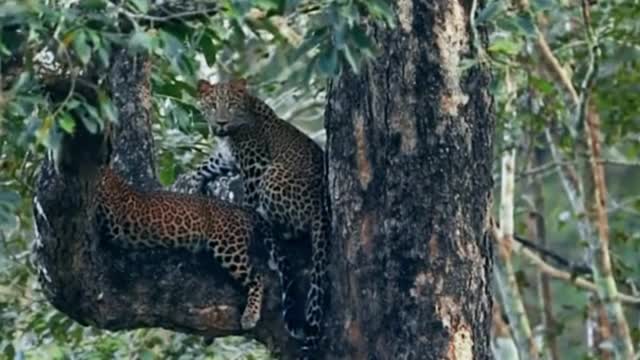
[95,166,292,330]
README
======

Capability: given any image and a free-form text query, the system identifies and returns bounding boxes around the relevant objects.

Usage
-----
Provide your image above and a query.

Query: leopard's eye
[199,97,217,111]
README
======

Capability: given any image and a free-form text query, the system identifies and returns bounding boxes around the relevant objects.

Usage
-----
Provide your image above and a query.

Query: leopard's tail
[254,215,303,339]
[301,210,330,353]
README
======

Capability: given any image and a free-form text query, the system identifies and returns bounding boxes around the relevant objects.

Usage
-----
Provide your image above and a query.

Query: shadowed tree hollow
[32,1,494,359]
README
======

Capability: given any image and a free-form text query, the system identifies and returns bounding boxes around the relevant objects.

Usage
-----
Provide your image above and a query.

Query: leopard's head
[197,79,255,136]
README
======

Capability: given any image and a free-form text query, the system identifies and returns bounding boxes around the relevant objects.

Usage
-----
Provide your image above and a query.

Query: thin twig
[514,241,640,305]
[517,158,640,179]
[119,7,220,22]
[513,235,591,275]
[515,0,579,106]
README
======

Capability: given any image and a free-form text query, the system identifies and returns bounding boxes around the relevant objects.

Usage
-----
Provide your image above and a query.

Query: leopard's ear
[228,78,248,91]
[197,79,213,93]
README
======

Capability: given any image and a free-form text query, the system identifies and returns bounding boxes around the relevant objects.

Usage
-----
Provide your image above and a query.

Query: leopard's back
[95,167,265,330]
[96,170,253,251]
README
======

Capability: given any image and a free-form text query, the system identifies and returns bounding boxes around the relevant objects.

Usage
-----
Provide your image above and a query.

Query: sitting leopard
[189,78,329,350]
[95,166,292,330]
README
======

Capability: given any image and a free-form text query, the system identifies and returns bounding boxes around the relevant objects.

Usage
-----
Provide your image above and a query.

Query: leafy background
[1,0,639,359]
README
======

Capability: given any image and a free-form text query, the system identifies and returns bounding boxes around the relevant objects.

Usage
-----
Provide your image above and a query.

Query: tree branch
[119,6,219,23]
[514,0,579,106]
[505,232,640,306]
[513,234,591,275]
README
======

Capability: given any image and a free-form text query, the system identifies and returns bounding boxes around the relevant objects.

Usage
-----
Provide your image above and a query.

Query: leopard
[189,78,330,352]
[95,165,293,331]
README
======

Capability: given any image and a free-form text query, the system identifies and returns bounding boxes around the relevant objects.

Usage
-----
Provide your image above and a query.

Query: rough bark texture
[322,1,494,359]
[32,50,300,359]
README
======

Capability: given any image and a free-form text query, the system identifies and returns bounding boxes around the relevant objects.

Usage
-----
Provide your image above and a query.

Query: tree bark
[322,1,495,359]
[32,50,299,359]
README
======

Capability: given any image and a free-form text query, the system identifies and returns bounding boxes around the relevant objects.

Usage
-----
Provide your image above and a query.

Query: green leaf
[58,113,76,134]
[79,0,108,10]
[495,16,522,33]
[98,90,118,124]
[349,26,373,51]
[129,30,153,52]
[476,1,505,24]
[80,105,101,133]
[97,46,110,67]
[199,34,220,66]
[254,0,283,12]
[72,31,91,65]
[334,22,347,50]
[529,76,554,94]
[515,12,536,38]
[342,45,360,74]
[364,0,395,27]
[0,341,16,359]
[158,163,176,186]
[171,105,190,128]
[9,71,30,93]
[160,30,185,59]
[488,38,522,56]
[130,0,149,13]
[0,210,17,233]
[458,58,478,72]
[290,27,327,62]
[0,40,11,57]
[531,0,554,11]
[139,349,154,360]
[0,190,20,205]
[317,47,338,76]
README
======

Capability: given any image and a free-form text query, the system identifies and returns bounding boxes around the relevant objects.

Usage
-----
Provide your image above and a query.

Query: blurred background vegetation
[0,0,639,359]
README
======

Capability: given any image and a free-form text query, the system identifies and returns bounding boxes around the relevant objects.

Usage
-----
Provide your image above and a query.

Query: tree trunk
[322,1,495,358]
[32,50,299,359]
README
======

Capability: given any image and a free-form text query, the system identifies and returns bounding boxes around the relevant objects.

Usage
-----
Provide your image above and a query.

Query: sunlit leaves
[98,90,118,124]
[71,30,92,65]
[130,0,149,13]
[514,12,536,38]
[359,0,395,27]
[58,113,75,134]
[129,29,156,53]
[489,37,523,56]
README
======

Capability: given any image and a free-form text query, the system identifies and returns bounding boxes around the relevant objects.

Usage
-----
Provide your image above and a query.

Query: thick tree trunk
[32,51,299,359]
[322,1,494,359]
